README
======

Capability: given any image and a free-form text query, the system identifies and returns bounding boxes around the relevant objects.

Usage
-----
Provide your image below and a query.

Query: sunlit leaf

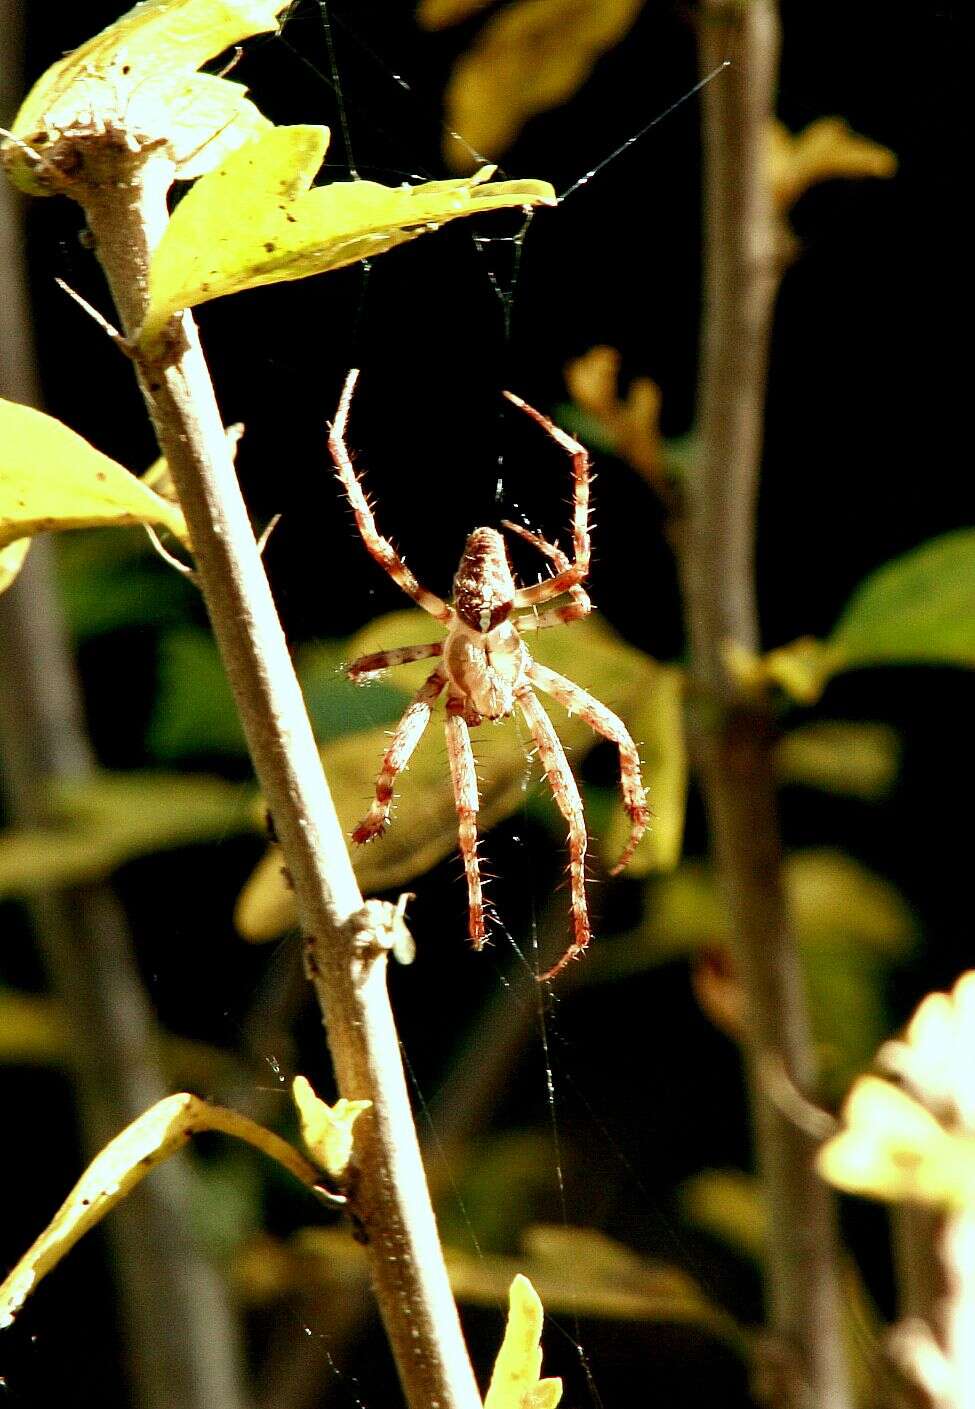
[0,1091,321,1328]
[817,1076,975,1208]
[2,0,289,195]
[236,608,662,939]
[292,1076,371,1181]
[776,720,900,799]
[140,126,555,347]
[0,772,255,900]
[0,537,31,594]
[431,0,644,171]
[484,1274,562,1409]
[165,74,273,179]
[880,972,975,1131]
[0,401,189,593]
[564,345,663,484]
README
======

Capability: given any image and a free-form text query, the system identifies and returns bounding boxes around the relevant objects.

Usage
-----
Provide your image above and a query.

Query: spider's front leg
[353,667,446,843]
[445,705,488,948]
[503,392,592,610]
[329,369,453,624]
[502,519,592,631]
[347,640,443,684]
[516,687,591,981]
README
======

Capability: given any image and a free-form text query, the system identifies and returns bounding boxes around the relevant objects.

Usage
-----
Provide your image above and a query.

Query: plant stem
[679,3,851,1404]
[1,32,250,1405]
[77,141,480,1409]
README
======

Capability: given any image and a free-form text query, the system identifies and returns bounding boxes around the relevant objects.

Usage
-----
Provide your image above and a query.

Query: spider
[328,369,649,980]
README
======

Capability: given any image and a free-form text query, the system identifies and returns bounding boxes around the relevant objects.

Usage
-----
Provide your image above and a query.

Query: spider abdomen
[453,527,516,632]
[444,621,527,721]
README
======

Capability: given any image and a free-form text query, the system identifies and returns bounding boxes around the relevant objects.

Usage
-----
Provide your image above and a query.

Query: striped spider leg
[328,369,649,979]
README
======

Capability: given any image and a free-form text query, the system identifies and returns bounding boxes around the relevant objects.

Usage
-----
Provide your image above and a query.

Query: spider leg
[329,370,453,623]
[527,660,649,875]
[503,392,591,610]
[502,518,592,630]
[445,707,488,949]
[516,686,590,981]
[347,640,443,684]
[352,667,446,843]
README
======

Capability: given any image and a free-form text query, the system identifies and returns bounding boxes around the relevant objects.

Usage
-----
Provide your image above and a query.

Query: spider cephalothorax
[329,368,649,980]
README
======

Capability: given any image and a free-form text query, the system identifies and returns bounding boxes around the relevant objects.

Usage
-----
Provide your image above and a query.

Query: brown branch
[677,3,852,1405]
[72,138,479,1409]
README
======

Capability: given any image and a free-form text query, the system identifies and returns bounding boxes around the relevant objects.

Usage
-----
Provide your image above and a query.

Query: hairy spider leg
[516,687,591,980]
[353,667,447,844]
[502,519,592,630]
[445,708,487,948]
[503,392,592,609]
[347,640,444,684]
[329,369,454,623]
[528,660,649,874]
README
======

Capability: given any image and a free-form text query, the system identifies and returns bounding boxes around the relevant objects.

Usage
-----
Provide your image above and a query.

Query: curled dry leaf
[766,117,897,213]
[0,1093,323,1329]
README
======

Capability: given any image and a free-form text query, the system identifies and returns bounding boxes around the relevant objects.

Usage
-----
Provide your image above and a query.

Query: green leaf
[0,772,255,900]
[56,530,193,640]
[831,529,975,669]
[140,126,556,346]
[3,0,289,195]
[0,400,189,596]
[776,720,900,799]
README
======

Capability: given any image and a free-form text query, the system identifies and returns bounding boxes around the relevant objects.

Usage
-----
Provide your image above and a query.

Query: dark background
[1,1,964,1406]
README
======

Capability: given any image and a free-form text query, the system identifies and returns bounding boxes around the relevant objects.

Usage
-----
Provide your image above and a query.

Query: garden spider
[329,369,649,980]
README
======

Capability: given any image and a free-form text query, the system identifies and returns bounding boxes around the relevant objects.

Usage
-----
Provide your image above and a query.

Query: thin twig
[74,137,480,1409]
[676,3,852,1405]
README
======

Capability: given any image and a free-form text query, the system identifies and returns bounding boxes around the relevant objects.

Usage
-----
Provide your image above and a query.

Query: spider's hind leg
[445,706,489,949]
[516,686,591,981]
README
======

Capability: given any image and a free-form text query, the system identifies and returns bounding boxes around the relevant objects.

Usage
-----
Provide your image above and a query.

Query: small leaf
[602,664,686,874]
[0,991,66,1065]
[0,537,31,594]
[292,1076,371,1181]
[140,126,555,346]
[817,1076,975,1208]
[776,720,900,799]
[830,530,975,671]
[3,0,289,195]
[766,117,897,213]
[432,0,644,172]
[484,1274,562,1409]
[0,772,255,900]
[0,401,189,587]
[0,1091,321,1328]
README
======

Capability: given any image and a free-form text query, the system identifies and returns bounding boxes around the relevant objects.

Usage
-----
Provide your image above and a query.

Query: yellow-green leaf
[602,663,686,874]
[165,74,273,179]
[831,529,975,671]
[817,1076,975,1208]
[484,1274,561,1409]
[431,0,644,172]
[0,537,31,594]
[776,720,900,799]
[0,1092,322,1328]
[140,126,555,346]
[681,1171,765,1259]
[292,1076,371,1182]
[0,400,189,585]
[0,772,255,900]
[3,0,289,195]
